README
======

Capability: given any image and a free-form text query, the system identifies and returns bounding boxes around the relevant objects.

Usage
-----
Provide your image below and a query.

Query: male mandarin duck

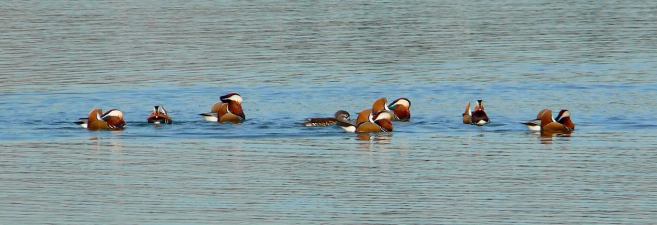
[540,109,574,136]
[76,108,126,131]
[338,111,394,133]
[200,93,245,123]
[524,109,574,132]
[147,105,172,124]
[471,99,490,126]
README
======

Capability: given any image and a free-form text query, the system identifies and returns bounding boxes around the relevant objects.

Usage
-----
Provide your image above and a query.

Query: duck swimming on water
[147,105,172,124]
[540,109,574,136]
[76,108,126,131]
[304,110,351,127]
[199,93,245,123]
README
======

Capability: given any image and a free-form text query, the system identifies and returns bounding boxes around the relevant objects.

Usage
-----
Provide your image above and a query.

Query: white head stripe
[103,110,123,119]
[228,94,243,103]
[391,99,410,108]
[375,112,393,121]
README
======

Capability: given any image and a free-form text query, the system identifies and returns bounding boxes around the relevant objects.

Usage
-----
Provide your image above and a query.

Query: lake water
[2,0,657,224]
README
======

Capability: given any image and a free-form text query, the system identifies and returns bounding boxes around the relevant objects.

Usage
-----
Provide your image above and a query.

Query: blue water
[2,0,657,224]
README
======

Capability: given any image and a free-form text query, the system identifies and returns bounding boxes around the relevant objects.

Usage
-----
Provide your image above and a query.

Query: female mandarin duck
[388,97,411,121]
[147,105,172,124]
[524,109,574,132]
[463,100,489,125]
[304,110,351,127]
[338,111,394,133]
[540,109,574,136]
[76,108,126,131]
[200,93,245,123]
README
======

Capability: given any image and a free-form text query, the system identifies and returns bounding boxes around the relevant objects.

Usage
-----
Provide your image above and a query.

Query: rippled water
[2,0,657,224]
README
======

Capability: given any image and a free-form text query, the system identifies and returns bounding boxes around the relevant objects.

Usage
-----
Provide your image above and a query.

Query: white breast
[526,124,540,132]
[201,113,219,122]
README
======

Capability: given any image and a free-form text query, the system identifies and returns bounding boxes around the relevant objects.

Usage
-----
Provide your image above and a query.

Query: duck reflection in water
[87,135,124,153]
[539,133,572,145]
[356,132,393,142]
[356,133,393,152]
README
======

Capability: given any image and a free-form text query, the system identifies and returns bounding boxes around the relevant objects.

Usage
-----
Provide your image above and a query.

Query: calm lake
[2,0,657,224]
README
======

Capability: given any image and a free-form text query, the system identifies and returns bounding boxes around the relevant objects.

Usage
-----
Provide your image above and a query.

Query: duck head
[148,105,172,124]
[373,111,394,132]
[220,92,245,120]
[474,99,485,111]
[556,109,575,130]
[555,109,570,121]
[220,93,243,104]
[102,109,126,129]
[334,110,351,123]
[388,98,411,121]
[153,105,168,115]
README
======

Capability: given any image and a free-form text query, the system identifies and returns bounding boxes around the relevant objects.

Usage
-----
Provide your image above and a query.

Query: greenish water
[1,0,657,224]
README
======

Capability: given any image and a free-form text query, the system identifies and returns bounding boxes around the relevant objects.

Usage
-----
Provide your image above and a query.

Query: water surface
[1,0,657,224]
